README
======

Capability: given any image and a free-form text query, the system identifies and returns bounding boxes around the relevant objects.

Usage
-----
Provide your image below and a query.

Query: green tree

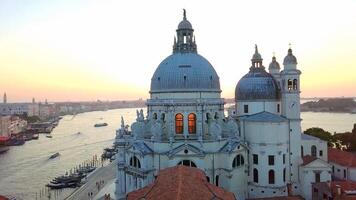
[304,127,335,147]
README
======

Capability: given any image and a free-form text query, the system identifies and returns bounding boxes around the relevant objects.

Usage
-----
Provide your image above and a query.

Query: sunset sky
[0,0,355,102]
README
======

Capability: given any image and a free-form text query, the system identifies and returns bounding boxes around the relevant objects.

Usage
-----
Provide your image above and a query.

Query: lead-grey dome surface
[235,68,280,101]
[283,48,297,65]
[178,20,193,30]
[150,53,221,93]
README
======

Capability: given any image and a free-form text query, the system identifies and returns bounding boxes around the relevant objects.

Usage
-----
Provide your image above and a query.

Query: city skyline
[1,0,356,102]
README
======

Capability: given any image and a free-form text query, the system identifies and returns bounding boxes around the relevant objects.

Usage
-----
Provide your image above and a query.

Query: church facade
[115,11,331,200]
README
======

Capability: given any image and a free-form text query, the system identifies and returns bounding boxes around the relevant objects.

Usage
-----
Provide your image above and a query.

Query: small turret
[268,53,281,75]
[250,45,264,69]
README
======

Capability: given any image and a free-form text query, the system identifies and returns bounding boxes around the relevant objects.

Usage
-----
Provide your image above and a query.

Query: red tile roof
[247,196,304,200]
[0,195,8,200]
[313,180,356,200]
[328,148,356,167]
[302,155,317,166]
[127,166,236,200]
[331,180,356,192]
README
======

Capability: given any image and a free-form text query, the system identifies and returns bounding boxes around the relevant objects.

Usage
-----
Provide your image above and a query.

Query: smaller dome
[283,48,297,65]
[178,9,193,30]
[268,56,280,70]
[178,20,193,29]
[235,67,280,101]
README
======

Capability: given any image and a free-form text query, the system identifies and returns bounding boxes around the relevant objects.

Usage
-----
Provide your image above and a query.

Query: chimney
[335,185,342,198]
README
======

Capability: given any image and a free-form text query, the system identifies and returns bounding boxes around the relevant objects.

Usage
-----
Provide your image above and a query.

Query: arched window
[215,175,219,186]
[129,156,141,168]
[153,113,157,120]
[287,79,293,90]
[232,154,244,168]
[283,168,286,182]
[175,113,184,134]
[293,79,298,90]
[253,168,259,183]
[311,145,317,157]
[301,146,304,157]
[178,160,197,168]
[161,113,165,122]
[269,170,275,184]
[188,113,196,134]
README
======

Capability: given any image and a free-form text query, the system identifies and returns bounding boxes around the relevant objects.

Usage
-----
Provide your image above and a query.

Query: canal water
[0,108,355,199]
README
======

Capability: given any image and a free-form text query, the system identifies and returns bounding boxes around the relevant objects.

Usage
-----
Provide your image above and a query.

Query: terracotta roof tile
[247,196,304,200]
[328,148,356,167]
[302,155,317,166]
[313,180,356,200]
[0,195,8,200]
[127,166,236,200]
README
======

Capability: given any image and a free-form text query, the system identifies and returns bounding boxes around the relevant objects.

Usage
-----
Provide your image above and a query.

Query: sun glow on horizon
[0,0,355,102]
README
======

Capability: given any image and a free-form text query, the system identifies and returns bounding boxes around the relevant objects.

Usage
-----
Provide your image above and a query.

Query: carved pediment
[166,143,205,158]
[127,141,153,156]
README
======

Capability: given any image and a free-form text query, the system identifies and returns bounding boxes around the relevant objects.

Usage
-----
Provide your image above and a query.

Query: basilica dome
[150,53,221,93]
[150,10,220,94]
[235,46,280,101]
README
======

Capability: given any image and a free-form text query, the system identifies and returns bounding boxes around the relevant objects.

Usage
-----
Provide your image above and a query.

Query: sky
[0,0,355,102]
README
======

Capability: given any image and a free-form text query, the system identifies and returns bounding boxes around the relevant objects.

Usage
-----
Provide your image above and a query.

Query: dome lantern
[250,45,264,70]
[173,9,197,54]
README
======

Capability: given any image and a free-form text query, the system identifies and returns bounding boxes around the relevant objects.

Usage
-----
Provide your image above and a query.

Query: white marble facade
[115,11,331,200]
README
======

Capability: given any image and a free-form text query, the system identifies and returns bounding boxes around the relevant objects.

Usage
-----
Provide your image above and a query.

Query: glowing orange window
[175,113,184,134]
[188,113,196,134]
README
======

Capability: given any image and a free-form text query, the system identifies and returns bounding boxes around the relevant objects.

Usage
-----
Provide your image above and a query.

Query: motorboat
[49,152,60,159]
[0,146,9,154]
[94,123,108,127]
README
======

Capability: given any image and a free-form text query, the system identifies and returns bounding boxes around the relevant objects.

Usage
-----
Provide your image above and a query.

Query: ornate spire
[173,9,197,53]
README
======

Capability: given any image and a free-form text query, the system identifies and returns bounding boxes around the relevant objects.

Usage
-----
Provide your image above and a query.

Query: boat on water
[47,172,86,189]
[23,134,33,141]
[46,135,53,138]
[32,134,39,140]
[6,136,25,146]
[0,145,9,154]
[49,152,60,159]
[94,122,108,127]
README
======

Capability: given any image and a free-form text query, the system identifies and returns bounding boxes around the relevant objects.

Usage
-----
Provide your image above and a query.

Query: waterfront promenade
[66,162,116,200]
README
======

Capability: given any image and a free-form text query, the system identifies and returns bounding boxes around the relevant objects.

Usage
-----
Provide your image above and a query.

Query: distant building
[0,116,11,142]
[115,10,331,200]
[0,103,29,116]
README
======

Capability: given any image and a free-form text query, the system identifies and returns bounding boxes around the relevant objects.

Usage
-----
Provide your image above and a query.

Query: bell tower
[3,92,7,104]
[281,47,301,119]
[280,46,302,191]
